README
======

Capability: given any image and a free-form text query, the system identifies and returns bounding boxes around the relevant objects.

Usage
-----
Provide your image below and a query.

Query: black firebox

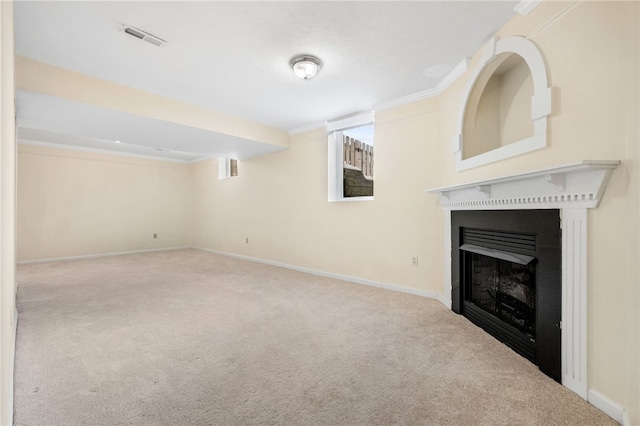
[451,210,561,382]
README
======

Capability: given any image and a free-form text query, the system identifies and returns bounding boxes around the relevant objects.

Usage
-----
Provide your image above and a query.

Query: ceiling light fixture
[290,55,322,80]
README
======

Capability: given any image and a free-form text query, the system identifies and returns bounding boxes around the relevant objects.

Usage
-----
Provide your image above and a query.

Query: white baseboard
[437,294,452,309]
[622,411,630,426]
[4,307,18,426]
[193,247,442,302]
[588,388,625,424]
[16,246,191,265]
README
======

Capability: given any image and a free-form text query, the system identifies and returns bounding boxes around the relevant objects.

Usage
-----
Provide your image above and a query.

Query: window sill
[329,196,374,203]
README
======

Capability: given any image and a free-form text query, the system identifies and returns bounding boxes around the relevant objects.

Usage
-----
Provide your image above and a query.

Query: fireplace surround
[427,161,619,399]
[452,209,561,382]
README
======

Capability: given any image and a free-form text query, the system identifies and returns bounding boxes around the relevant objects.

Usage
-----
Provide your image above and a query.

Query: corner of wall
[0,1,16,425]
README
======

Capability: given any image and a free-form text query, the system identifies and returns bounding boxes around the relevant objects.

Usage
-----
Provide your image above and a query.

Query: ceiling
[14,1,519,162]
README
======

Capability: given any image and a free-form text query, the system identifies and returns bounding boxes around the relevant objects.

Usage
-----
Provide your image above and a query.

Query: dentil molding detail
[426,161,620,210]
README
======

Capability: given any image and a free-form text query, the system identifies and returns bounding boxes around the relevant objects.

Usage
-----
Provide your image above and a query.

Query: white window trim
[327,112,374,202]
[218,158,237,180]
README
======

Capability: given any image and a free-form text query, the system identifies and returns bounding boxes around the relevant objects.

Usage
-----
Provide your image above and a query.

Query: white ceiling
[14,1,519,161]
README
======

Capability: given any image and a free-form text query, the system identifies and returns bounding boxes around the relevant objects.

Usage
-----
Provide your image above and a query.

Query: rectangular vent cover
[123,25,167,47]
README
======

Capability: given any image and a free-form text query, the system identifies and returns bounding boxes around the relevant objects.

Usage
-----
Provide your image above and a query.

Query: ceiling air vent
[122,25,167,47]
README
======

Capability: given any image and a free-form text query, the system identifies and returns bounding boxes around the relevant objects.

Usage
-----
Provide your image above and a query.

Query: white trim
[194,247,442,301]
[287,57,469,135]
[622,410,630,426]
[514,0,542,15]
[326,111,374,133]
[288,121,326,136]
[327,131,343,201]
[327,118,376,202]
[16,246,190,265]
[455,134,546,172]
[437,294,451,309]
[561,208,588,399]
[218,157,239,179]
[427,161,620,406]
[331,196,374,203]
[426,161,620,210]
[374,58,469,112]
[442,211,453,308]
[588,389,625,424]
[454,36,552,171]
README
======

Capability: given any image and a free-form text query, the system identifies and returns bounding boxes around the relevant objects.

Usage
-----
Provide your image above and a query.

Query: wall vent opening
[123,25,167,47]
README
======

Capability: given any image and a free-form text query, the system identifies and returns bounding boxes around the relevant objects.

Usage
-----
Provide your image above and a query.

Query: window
[327,112,374,202]
[218,158,238,179]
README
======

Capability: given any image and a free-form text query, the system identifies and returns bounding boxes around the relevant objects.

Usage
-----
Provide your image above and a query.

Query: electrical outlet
[153,233,157,239]
[245,237,249,244]
[411,256,419,266]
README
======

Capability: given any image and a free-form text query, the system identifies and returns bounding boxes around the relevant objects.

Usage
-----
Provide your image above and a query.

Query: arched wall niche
[453,36,553,171]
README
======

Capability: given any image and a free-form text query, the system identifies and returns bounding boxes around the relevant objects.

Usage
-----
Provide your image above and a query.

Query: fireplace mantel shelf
[425,161,620,210]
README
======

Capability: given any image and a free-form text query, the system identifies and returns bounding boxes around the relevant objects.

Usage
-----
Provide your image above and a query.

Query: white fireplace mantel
[426,161,620,210]
[425,160,620,403]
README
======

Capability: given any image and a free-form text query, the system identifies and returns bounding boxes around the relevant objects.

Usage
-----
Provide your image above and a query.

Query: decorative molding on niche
[425,161,620,210]
[453,36,553,171]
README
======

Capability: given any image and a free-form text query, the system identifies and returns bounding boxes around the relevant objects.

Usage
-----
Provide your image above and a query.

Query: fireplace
[452,209,561,382]
[427,161,620,399]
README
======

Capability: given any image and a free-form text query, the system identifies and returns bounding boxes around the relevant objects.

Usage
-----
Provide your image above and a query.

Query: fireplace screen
[465,250,536,338]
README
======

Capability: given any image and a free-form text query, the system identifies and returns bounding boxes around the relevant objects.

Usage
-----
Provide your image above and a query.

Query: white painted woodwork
[561,208,588,399]
[454,36,553,171]
[327,113,375,202]
[427,161,620,210]
[426,160,620,401]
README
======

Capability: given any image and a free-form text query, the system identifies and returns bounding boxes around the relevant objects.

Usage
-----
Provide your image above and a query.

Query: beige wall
[14,0,639,423]
[17,145,193,262]
[192,96,445,296]
[191,1,639,422]
[0,1,15,424]
[448,3,639,421]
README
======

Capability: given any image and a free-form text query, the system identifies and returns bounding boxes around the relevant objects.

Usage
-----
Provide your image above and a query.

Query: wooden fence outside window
[343,135,374,179]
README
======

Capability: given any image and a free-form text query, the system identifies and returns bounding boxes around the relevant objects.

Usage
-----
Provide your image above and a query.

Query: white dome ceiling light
[290,55,322,80]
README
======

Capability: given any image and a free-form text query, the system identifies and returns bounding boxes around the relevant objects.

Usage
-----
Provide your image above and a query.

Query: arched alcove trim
[453,36,552,171]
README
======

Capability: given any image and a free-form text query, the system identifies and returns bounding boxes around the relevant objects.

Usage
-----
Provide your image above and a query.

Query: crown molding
[287,57,470,135]
[287,121,326,136]
[374,58,469,112]
[514,0,542,15]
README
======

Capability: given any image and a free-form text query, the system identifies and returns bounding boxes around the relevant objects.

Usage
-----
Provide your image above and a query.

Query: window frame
[327,112,374,202]
[218,158,238,179]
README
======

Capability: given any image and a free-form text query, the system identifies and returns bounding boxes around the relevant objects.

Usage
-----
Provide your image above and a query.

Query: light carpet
[14,249,615,425]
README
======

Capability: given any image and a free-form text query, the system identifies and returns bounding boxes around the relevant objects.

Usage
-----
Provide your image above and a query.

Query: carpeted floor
[14,249,615,425]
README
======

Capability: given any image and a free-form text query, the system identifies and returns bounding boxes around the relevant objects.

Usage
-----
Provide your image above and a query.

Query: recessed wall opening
[463,53,534,160]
